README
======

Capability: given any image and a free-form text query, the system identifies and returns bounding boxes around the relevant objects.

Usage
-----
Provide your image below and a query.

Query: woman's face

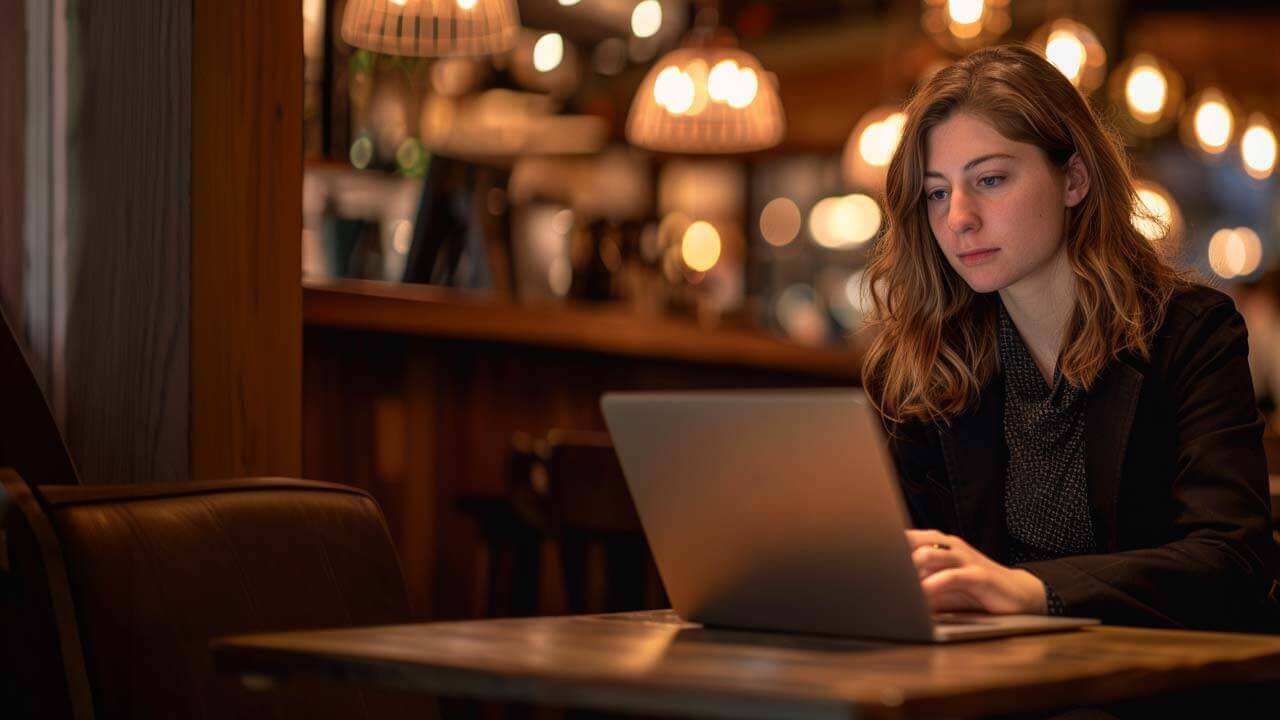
[922,112,1087,295]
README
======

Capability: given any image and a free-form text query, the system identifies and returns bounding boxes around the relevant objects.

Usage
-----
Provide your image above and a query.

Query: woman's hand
[905,529,1048,615]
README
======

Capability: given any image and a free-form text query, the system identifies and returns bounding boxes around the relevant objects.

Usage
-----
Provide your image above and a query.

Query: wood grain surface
[213,609,1280,720]
[64,0,191,484]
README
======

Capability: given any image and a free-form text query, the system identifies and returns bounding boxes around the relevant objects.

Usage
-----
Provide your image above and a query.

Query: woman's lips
[958,249,999,267]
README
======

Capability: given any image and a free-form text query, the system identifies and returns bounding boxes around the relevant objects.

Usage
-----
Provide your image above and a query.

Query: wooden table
[212,609,1280,719]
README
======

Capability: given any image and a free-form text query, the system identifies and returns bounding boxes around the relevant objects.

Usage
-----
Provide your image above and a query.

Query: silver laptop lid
[601,389,937,642]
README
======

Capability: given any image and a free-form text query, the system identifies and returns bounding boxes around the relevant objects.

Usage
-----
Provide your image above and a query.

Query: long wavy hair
[862,44,1187,426]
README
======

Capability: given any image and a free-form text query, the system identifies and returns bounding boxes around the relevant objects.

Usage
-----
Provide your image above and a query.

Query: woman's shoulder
[1145,281,1246,371]
[1164,282,1236,321]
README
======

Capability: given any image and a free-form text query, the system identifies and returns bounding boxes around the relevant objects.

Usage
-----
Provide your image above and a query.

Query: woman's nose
[947,190,981,236]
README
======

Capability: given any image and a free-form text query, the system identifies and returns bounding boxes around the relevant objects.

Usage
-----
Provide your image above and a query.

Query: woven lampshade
[626,46,785,154]
[341,0,520,57]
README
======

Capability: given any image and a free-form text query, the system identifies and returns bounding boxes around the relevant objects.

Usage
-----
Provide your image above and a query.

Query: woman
[862,44,1280,631]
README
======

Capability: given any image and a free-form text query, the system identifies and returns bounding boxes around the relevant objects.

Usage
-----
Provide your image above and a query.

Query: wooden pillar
[64,1,300,484]
[191,0,302,481]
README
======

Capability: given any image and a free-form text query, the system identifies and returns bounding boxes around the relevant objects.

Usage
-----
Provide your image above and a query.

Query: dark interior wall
[0,0,25,332]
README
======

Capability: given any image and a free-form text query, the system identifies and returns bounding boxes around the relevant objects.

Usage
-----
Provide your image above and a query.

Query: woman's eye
[926,189,948,201]
[979,175,1005,188]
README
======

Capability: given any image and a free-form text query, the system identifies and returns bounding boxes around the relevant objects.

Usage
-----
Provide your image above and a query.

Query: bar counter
[302,279,861,620]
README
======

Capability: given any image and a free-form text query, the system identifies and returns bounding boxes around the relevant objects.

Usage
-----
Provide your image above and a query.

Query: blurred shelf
[303,278,862,380]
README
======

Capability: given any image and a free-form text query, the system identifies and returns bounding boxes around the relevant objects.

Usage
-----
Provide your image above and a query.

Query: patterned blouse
[998,302,1098,615]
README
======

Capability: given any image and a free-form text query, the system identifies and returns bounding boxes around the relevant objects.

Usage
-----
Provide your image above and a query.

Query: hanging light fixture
[341,0,520,57]
[626,5,785,154]
[920,0,1012,54]
[1181,87,1239,157]
[1107,53,1183,137]
[1130,179,1182,256]
[1241,113,1278,181]
[1028,18,1106,93]
[842,106,907,191]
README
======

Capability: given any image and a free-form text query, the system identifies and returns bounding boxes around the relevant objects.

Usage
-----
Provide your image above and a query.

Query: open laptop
[600,389,1099,643]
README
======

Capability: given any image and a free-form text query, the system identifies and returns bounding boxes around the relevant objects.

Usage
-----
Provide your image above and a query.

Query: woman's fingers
[911,545,963,579]
[921,567,991,612]
[905,528,959,550]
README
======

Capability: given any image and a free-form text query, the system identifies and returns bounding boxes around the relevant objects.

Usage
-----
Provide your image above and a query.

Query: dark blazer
[887,284,1280,632]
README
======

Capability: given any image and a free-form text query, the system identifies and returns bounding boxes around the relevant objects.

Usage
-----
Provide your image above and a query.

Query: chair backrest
[0,304,78,485]
[0,471,422,720]
[544,430,641,534]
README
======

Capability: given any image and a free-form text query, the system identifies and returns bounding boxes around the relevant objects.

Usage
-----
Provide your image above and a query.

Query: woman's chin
[959,271,1008,295]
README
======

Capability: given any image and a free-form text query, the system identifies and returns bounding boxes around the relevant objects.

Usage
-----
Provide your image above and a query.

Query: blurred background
[286,0,1280,621]
[4,0,1280,625]
[304,1,1280,385]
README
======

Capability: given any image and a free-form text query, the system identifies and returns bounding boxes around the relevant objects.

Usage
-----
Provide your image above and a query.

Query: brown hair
[861,44,1186,425]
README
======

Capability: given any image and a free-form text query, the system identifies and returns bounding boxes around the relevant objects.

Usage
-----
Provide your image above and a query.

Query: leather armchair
[1,471,429,720]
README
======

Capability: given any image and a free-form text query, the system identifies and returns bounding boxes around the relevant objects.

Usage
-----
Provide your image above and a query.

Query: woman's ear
[1063,153,1090,208]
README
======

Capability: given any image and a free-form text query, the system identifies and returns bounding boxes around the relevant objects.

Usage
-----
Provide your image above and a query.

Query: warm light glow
[558,0,582,5]
[548,257,572,295]
[533,33,564,73]
[947,0,984,25]
[760,197,802,247]
[730,67,758,109]
[631,0,663,38]
[551,209,575,235]
[1045,28,1086,85]
[392,220,414,254]
[681,221,721,272]
[1194,96,1234,154]
[455,0,477,9]
[858,111,906,168]
[1242,114,1278,180]
[707,60,739,103]
[706,60,758,109]
[627,47,785,154]
[1125,63,1167,121]
[653,66,695,114]
[809,194,881,250]
[845,271,870,313]
[683,59,710,116]
[1209,227,1263,279]
[1132,187,1171,242]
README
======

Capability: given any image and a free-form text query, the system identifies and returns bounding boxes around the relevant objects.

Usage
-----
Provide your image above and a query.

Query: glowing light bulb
[947,0,984,25]
[1242,115,1277,180]
[1193,96,1233,153]
[1045,29,1086,85]
[631,0,662,39]
[1125,63,1167,121]
[1132,188,1170,242]
[681,221,721,272]
[859,112,906,168]
[455,0,477,9]
[707,60,740,103]
[532,33,564,73]
[727,67,758,109]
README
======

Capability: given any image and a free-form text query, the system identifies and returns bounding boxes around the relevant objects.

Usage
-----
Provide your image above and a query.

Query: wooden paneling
[65,0,191,484]
[60,1,300,485]
[191,0,302,480]
[304,325,857,620]
[0,0,25,333]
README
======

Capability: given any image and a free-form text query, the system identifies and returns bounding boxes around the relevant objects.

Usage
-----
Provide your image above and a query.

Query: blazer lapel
[1084,358,1145,552]
[937,376,1010,562]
